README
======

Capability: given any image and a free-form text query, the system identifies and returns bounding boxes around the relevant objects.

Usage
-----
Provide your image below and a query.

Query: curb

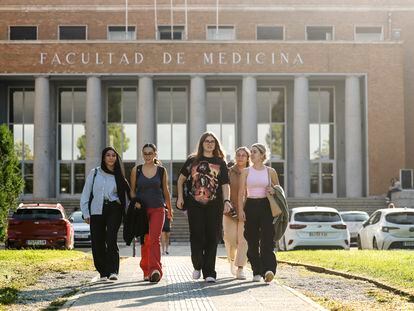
[278,260,414,301]
[61,274,100,310]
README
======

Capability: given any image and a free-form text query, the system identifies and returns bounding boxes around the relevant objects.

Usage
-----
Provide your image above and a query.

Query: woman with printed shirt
[176,132,232,283]
[238,143,279,284]
[80,147,130,281]
[130,143,172,283]
[223,146,250,280]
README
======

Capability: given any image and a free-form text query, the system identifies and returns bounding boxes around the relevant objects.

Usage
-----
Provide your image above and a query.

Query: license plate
[403,241,414,246]
[26,240,47,245]
[309,232,328,237]
[75,234,89,239]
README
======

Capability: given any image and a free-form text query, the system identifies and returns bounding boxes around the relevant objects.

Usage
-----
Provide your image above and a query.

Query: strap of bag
[266,166,272,188]
[88,168,98,215]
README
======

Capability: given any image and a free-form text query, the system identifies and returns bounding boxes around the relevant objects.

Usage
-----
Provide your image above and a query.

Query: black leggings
[244,198,277,276]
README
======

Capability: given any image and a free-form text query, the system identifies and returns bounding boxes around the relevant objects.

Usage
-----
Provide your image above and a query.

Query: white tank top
[246,167,268,198]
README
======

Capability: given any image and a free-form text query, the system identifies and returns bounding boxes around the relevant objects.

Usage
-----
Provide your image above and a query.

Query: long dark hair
[142,143,161,165]
[101,146,130,206]
[192,132,226,162]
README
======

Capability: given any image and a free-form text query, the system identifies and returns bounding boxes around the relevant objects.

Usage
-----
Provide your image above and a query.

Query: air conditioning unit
[392,28,401,41]
[400,169,413,189]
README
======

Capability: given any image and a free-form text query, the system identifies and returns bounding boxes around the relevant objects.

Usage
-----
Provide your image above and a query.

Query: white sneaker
[205,276,216,283]
[108,273,118,281]
[192,269,201,280]
[264,271,274,283]
[236,268,246,280]
[229,260,237,275]
[252,274,262,282]
[99,276,107,282]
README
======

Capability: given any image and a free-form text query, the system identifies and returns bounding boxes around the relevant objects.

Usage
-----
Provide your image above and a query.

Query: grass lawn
[277,250,414,294]
[0,250,93,308]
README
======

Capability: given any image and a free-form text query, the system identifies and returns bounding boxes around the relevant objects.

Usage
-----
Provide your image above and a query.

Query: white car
[69,211,91,246]
[279,206,350,251]
[358,208,414,250]
[340,211,369,245]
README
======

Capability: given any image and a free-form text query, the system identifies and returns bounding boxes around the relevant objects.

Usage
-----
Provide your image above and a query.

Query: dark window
[368,212,381,225]
[386,212,414,225]
[307,26,333,40]
[13,208,63,220]
[294,212,341,222]
[10,26,37,40]
[341,213,369,222]
[257,26,284,40]
[59,26,86,40]
[158,26,184,40]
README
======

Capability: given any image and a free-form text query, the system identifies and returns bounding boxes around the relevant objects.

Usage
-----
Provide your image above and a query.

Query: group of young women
[80,131,279,284]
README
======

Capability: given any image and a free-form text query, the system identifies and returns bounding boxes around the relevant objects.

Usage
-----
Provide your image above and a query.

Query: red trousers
[140,207,165,279]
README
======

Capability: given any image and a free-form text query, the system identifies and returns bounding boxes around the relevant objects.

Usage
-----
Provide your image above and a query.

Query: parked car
[278,206,350,251]
[358,208,414,250]
[340,211,369,245]
[5,203,74,250]
[69,210,91,246]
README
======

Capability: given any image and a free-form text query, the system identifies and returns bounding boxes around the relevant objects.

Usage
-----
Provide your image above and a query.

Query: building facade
[0,0,411,200]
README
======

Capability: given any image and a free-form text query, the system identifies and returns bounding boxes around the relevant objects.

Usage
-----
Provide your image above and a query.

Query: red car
[5,203,74,250]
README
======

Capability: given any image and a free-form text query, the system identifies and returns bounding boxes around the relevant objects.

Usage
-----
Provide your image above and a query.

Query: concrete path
[65,244,325,311]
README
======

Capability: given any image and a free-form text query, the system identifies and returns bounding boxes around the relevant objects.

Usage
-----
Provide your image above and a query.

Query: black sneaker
[150,270,161,282]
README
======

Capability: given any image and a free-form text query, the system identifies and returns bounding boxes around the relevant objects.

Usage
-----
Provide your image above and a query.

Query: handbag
[266,167,282,217]
[86,168,98,218]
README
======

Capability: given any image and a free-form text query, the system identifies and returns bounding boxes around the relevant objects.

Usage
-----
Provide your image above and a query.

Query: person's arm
[237,169,248,222]
[80,169,94,224]
[162,168,173,220]
[221,183,231,214]
[176,174,187,209]
[129,166,141,209]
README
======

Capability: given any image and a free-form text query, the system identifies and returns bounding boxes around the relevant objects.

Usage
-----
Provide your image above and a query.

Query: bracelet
[223,199,231,204]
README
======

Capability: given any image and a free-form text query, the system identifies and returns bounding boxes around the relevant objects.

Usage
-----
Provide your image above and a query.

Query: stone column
[85,76,104,174]
[33,76,51,198]
[293,75,310,197]
[137,76,155,162]
[345,75,363,197]
[189,75,206,150]
[241,75,257,147]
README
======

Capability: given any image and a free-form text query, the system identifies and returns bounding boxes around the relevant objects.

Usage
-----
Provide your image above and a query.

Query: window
[9,88,34,194]
[9,26,37,40]
[306,26,333,41]
[257,87,286,189]
[108,26,136,40]
[340,213,369,222]
[207,26,235,40]
[400,169,413,189]
[309,87,335,195]
[256,26,284,40]
[156,87,188,196]
[294,212,341,222]
[385,212,414,225]
[107,87,137,178]
[58,88,86,195]
[207,87,237,160]
[59,26,87,40]
[158,26,184,40]
[355,26,383,41]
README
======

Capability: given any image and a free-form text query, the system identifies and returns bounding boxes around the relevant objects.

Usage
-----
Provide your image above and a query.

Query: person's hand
[168,210,173,221]
[176,197,184,210]
[84,217,90,224]
[223,201,232,214]
[266,186,275,195]
[134,201,142,209]
[238,210,246,222]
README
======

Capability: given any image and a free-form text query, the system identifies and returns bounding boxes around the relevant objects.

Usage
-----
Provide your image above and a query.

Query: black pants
[187,197,223,279]
[90,202,123,277]
[244,198,277,276]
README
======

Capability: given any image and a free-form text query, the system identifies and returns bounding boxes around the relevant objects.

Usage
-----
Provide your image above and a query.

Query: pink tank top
[246,167,268,198]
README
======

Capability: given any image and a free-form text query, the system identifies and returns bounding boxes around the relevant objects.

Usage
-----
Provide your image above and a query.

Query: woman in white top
[238,143,279,283]
[80,147,130,281]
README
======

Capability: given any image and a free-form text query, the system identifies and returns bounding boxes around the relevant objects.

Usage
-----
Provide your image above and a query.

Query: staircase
[21,197,387,243]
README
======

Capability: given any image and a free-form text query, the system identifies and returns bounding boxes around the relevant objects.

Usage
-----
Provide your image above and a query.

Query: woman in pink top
[238,143,279,283]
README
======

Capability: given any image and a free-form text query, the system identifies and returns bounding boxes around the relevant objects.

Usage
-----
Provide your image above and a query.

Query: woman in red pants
[130,143,172,282]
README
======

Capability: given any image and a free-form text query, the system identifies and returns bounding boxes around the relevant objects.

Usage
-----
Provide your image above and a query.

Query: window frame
[206,25,236,41]
[8,25,38,40]
[157,25,185,40]
[305,25,335,41]
[354,25,384,41]
[58,25,88,40]
[255,25,285,41]
[107,25,137,41]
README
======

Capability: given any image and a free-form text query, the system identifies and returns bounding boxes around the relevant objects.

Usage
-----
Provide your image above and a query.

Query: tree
[14,140,34,160]
[76,124,130,159]
[0,125,24,241]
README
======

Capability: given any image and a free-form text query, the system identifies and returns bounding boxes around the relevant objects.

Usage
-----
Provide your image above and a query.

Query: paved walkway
[64,244,325,311]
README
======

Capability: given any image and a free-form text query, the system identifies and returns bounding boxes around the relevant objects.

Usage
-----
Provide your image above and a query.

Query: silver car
[340,211,369,245]
[69,211,91,246]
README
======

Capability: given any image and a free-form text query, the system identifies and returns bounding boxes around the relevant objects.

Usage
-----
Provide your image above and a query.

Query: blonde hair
[251,143,268,162]
[235,146,251,167]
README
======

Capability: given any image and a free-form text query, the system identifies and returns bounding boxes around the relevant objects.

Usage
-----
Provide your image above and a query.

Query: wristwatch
[223,199,231,204]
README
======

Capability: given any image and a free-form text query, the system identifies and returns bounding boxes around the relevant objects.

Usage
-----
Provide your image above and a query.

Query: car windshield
[294,212,341,222]
[71,212,84,223]
[385,212,414,225]
[13,208,62,220]
[341,213,369,222]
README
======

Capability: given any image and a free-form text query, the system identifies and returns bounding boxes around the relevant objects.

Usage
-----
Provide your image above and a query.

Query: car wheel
[357,235,362,250]
[373,237,379,250]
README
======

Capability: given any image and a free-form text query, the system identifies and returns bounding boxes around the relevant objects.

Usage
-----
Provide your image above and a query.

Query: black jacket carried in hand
[123,199,149,245]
